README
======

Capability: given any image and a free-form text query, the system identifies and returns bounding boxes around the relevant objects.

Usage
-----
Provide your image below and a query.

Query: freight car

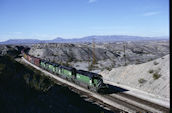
[22,52,106,92]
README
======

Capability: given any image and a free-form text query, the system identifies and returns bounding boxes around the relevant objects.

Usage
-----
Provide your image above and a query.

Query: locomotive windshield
[93,76,103,87]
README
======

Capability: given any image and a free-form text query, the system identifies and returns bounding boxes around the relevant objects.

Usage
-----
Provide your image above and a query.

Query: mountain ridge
[0,35,169,44]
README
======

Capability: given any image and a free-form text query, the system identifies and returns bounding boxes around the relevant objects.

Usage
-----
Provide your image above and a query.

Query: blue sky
[0,0,169,41]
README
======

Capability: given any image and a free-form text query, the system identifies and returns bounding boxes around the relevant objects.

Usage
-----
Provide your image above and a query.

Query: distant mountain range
[0,35,169,44]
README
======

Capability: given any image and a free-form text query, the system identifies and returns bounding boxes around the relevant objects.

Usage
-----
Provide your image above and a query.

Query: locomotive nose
[97,83,109,94]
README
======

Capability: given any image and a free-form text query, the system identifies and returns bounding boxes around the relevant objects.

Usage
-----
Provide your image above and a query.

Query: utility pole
[123,42,127,66]
[92,38,96,65]
[88,47,90,67]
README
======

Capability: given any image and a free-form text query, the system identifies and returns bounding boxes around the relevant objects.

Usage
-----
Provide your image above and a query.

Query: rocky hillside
[99,54,169,99]
[0,45,25,57]
[28,40,169,72]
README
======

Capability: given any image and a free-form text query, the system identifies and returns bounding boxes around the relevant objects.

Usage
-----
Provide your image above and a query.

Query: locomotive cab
[90,73,104,92]
[92,76,103,87]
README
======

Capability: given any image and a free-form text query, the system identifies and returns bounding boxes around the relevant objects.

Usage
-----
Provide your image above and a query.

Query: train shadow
[98,84,129,95]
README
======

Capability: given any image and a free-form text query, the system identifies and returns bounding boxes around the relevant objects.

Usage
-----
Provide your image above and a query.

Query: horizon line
[0,34,169,42]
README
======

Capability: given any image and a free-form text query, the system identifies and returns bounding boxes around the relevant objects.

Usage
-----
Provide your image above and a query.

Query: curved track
[112,93,169,112]
[18,57,170,113]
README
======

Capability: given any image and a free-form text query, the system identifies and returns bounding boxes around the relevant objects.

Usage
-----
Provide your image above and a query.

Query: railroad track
[113,93,169,113]
[18,57,170,113]
[104,95,149,113]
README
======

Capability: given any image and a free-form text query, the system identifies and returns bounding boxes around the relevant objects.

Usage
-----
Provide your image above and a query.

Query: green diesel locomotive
[22,51,106,92]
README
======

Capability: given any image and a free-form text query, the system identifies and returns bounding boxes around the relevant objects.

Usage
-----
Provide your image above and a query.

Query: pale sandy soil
[100,55,169,100]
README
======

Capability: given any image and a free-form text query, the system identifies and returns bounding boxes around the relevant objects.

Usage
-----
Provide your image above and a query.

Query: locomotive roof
[47,62,60,67]
[76,70,102,78]
[60,65,76,71]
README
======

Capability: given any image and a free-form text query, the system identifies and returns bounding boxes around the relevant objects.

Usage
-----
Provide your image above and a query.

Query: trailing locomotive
[21,50,106,92]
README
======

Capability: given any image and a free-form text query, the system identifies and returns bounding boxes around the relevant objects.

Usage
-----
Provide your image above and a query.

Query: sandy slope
[99,54,169,99]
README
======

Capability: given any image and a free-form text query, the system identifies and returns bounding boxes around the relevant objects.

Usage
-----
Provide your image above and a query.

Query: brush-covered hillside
[99,54,169,99]
[28,40,169,72]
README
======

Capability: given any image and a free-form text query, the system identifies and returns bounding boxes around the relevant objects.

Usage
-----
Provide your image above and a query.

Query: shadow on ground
[99,84,129,95]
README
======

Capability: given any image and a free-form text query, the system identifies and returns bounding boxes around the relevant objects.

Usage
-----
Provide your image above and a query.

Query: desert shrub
[88,63,99,71]
[135,59,141,64]
[148,69,154,74]
[106,67,112,71]
[105,64,114,71]
[153,61,159,65]
[88,64,94,71]
[138,78,147,84]
[148,58,153,61]
[100,68,104,71]
[65,61,71,67]
[153,72,161,80]
[68,56,74,62]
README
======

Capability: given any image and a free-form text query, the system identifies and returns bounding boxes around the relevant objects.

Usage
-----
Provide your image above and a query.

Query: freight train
[21,50,107,92]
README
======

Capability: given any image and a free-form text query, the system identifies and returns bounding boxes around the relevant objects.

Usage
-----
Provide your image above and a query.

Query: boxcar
[30,56,35,64]
[34,57,40,67]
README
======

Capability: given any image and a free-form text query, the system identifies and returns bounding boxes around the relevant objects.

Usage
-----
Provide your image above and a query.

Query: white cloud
[143,11,161,16]
[8,32,23,35]
[88,0,97,3]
